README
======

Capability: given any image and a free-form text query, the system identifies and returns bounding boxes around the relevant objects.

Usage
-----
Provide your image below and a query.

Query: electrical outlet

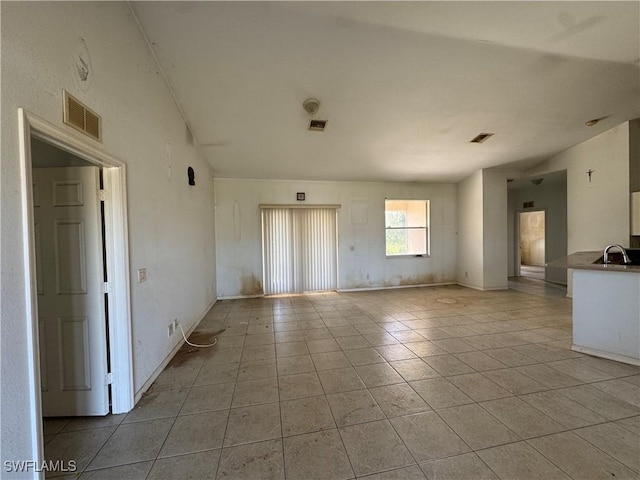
[167,323,174,338]
[138,268,147,283]
[173,319,179,333]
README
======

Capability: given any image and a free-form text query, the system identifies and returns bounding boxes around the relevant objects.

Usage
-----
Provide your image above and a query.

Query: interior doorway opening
[18,109,134,464]
[31,138,112,417]
[518,210,546,280]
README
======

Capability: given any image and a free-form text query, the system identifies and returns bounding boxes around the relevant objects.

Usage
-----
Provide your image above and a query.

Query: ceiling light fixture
[303,98,320,116]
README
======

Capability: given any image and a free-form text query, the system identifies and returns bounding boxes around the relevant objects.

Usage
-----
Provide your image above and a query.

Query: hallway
[519,265,546,281]
[43,285,640,479]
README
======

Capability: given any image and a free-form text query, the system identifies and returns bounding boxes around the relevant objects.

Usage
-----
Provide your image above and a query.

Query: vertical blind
[261,207,337,295]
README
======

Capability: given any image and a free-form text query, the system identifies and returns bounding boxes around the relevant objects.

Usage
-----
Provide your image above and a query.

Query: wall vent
[309,119,327,131]
[523,201,535,209]
[470,132,493,143]
[63,90,102,142]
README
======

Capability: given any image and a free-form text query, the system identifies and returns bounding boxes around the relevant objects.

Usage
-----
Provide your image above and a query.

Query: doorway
[518,210,546,280]
[32,138,111,416]
[18,109,134,462]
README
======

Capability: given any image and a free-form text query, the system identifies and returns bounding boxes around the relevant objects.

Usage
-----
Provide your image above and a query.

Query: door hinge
[99,189,106,201]
[105,372,113,385]
[102,282,111,294]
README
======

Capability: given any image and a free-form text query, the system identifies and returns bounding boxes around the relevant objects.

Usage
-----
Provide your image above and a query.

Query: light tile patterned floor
[43,281,640,479]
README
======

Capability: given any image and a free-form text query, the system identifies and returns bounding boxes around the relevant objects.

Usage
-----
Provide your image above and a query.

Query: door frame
[515,208,547,278]
[18,108,134,452]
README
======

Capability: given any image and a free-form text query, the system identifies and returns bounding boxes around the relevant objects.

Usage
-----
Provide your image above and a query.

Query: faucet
[603,244,632,265]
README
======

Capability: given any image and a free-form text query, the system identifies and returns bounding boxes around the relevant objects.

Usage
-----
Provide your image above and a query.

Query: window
[385,199,429,256]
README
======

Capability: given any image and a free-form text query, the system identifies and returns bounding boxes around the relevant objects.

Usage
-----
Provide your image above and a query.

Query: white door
[33,166,109,416]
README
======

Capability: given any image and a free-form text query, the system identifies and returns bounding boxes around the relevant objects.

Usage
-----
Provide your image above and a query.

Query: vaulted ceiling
[131,1,640,182]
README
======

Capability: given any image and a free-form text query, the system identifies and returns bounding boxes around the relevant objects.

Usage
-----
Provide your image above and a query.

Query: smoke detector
[303,98,320,116]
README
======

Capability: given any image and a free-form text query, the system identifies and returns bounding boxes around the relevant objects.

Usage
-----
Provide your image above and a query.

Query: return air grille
[63,90,102,142]
[309,119,327,131]
[470,132,493,143]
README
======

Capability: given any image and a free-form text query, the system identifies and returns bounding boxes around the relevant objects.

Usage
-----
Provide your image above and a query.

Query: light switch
[138,268,147,283]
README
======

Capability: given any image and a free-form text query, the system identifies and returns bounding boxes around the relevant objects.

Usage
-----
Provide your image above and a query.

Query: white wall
[214,179,457,297]
[455,169,508,290]
[482,170,509,290]
[1,3,216,471]
[527,122,630,253]
[630,120,640,193]
[456,171,485,289]
[630,119,640,248]
[507,179,568,284]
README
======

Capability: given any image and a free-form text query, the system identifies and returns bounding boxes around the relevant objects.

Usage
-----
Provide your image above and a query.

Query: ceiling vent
[63,90,102,142]
[308,119,327,132]
[470,132,493,144]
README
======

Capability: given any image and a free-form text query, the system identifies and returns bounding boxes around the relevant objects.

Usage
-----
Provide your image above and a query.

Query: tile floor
[43,281,640,479]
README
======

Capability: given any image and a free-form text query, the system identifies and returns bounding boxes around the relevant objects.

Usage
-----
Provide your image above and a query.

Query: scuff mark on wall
[342,271,454,290]
[233,201,241,243]
[240,274,263,296]
[398,274,438,286]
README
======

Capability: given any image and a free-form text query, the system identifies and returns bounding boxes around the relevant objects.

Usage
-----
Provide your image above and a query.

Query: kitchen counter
[551,251,640,366]
[547,251,640,273]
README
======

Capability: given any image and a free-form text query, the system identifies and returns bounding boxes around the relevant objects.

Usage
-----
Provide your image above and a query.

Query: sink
[593,248,640,266]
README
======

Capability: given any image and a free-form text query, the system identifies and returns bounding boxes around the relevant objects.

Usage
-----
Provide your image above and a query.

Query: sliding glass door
[261,207,337,295]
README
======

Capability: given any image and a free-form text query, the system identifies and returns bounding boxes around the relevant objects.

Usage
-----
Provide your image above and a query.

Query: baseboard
[218,294,264,300]
[338,282,456,293]
[571,344,640,366]
[220,283,459,297]
[134,297,217,404]
[456,282,508,291]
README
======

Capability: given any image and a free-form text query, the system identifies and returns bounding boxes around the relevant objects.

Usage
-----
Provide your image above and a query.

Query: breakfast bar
[549,251,640,366]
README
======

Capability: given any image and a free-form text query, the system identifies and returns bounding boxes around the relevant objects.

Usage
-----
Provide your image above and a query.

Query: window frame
[384,199,430,258]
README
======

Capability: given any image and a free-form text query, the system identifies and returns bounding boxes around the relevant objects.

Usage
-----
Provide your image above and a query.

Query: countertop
[547,251,640,273]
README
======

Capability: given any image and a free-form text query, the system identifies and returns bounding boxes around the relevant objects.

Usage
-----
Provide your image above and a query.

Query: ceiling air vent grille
[63,90,102,142]
[470,132,494,144]
[309,119,327,132]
